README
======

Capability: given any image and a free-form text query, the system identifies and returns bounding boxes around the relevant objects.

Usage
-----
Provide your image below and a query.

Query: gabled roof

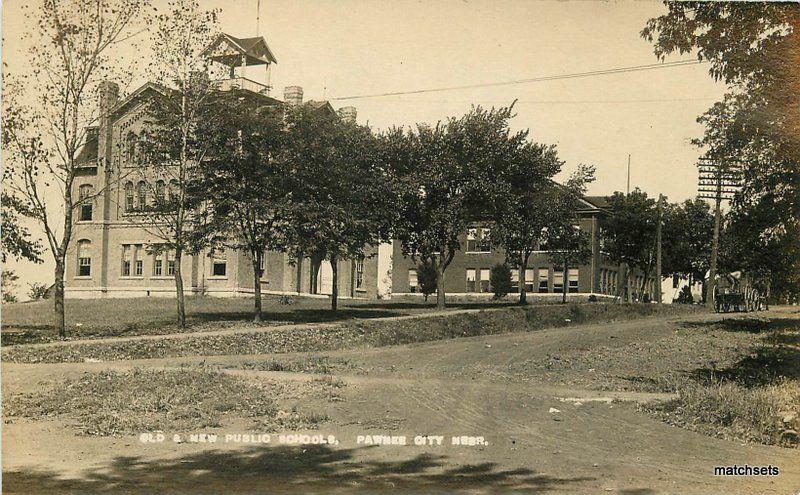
[109,82,168,118]
[76,127,99,167]
[583,195,612,210]
[306,100,336,115]
[204,33,277,66]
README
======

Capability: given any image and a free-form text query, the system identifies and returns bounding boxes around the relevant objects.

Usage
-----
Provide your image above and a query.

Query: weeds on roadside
[4,369,280,436]
[645,375,800,447]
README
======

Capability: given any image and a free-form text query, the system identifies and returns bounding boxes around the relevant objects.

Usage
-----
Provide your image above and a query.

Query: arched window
[77,240,91,277]
[155,180,166,204]
[126,132,137,164]
[78,184,94,221]
[124,181,134,212]
[169,179,180,202]
[136,181,147,210]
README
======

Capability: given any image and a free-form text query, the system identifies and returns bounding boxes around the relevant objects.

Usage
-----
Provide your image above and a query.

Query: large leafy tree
[135,0,221,327]
[490,141,562,304]
[281,105,393,312]
[601,189,659,302]
[2,0,148,337]
[190,91,287,321]
[642,2,800,302]
[389,105,522,309]
[544,166,595,304]
[661,198,713,287]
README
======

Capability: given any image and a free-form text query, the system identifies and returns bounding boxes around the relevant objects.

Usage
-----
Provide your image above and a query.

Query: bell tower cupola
[203,33,277,94]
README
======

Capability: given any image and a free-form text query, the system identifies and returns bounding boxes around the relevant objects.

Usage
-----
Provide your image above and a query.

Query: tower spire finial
[256,0,261,34]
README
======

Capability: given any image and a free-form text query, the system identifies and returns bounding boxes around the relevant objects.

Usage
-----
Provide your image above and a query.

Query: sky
[2,0,727,295]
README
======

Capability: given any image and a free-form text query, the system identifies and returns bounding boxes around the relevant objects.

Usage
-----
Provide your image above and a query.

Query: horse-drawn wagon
[713,271,767,313]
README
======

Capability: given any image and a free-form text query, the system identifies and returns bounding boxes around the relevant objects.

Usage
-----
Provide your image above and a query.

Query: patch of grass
[258,407,330,432]
[645,378,800,447]
[640,322,800,448]
[2,368,332,436]
[235,356,357,375]
[2,303,703,364]
[0,296,440,345]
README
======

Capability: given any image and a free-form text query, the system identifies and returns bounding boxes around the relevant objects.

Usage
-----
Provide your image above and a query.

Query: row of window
[75,241,185,279]
[123,180,180,213]
[599,269,619,295]
[465,224,582,254]
[120,244,178,277]
[407,267,580,293]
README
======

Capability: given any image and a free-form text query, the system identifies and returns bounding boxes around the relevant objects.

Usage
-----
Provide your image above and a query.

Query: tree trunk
[252,252,262,322]
[624,264,632,303]
[518,252,531,305]
[53,260,66,338]
[330,255,338,312]
[436,262,446,310]
[174,248,186,328]
[562,261,568,304]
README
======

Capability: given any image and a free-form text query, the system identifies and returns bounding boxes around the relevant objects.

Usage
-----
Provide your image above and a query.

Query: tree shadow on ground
[189,308,407,325]
[3,444,593,494]
[683,316,800,388]
[690,343,800,388]
[679,317,800,334]
[352,300,520,311]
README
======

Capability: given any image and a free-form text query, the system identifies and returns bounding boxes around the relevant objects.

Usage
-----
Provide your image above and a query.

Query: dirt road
[3,308,799,494]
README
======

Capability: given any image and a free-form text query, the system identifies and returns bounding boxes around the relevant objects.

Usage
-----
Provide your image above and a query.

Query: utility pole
[626,154,631,194]
[655,194,664,304]
[698,160,741,310]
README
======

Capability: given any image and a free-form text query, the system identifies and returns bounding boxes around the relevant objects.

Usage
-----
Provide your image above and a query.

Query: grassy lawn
[1,295,518,344]
[2,302,701,363]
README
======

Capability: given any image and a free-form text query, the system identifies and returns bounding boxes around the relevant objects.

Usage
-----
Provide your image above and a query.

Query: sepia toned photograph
[1,0,798,493]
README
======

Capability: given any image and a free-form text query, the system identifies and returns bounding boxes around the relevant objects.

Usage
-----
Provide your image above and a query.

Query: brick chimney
[97,81,119,169]
[337,106,357,123]
[283,86,303,107]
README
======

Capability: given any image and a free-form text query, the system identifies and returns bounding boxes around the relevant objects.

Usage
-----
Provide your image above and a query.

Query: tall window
[568,268,579,293]
[169,180,180,202]
[78,184,93,221]
[553,271,564,293]
[538,268,549,293]
[510,270,519,293]
[124,181,134,212]
[126,132,137,164]
[466,269,477,292]
[479,268,490,293]
[136,181,147,210]
[155,180,166,204]
[524,268,535,293]
[259,250,267,279]
[466,227,491,253]
[408,269,418,293]
[122,244,132,276]
[167,250,176,276]
[77,240,91,277]
[354,257,364,289]
[153,254,163,276]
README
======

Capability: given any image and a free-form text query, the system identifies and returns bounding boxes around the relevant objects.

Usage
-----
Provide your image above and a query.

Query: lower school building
[65,223,656,301]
